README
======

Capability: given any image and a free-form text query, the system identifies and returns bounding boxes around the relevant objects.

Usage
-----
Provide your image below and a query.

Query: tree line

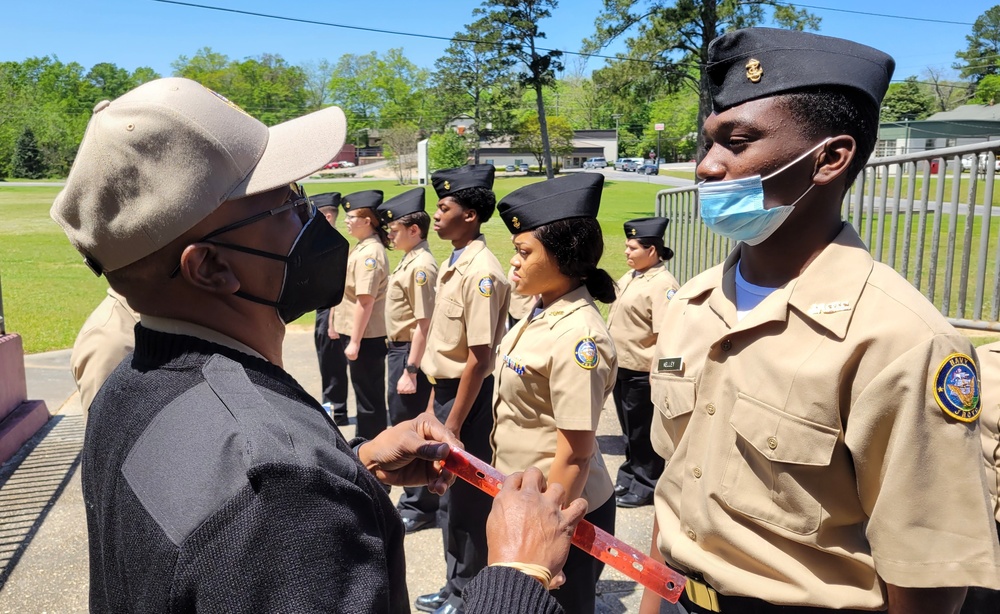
[2,1,998,180]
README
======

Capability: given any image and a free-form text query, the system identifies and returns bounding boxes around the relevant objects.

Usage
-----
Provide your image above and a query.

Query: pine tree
[11,127,46,179]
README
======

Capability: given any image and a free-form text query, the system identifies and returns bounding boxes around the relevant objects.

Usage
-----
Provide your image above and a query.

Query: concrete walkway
[0,328,657,613]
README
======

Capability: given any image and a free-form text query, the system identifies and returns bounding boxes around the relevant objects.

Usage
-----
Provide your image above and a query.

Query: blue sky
[0,1,986,84]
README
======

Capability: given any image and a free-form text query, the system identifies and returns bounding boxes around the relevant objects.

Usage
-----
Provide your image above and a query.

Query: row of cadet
[63,25,1000,614]
[310,164,673,614]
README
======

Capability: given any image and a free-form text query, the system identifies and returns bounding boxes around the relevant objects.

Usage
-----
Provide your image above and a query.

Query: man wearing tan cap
[52,78,581,613]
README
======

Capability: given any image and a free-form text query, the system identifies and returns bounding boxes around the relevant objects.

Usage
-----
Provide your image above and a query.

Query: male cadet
[377,187,441,533]
[417,165,511,614]
[312,191,350,426]
[639,29,1000,614]
[71,288,140,413]
[51,77,581,614]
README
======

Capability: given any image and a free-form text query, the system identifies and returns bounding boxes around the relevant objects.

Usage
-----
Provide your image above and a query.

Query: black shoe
[332,413,349,426]
[401,515,436,534]
[415,588,449,613]
[433,602,465,614]
[614,482,629,497]
[616,492,653,508]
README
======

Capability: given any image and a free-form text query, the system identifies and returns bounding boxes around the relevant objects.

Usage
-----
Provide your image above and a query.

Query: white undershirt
[735,260,779,321]
[449,246,467,267]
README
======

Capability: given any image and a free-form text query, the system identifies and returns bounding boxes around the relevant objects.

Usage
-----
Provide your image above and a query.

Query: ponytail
[533,217,618,303]
[583,268,617,304]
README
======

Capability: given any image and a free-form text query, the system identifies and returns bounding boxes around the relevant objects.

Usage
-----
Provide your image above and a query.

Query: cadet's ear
[463,206,479,224]
[813,135,856,186]
[178,243,241,295]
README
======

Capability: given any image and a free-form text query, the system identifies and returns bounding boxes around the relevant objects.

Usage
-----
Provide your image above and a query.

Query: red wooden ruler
[442,447,686,603]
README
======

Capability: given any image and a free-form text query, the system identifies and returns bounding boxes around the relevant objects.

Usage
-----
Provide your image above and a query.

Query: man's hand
[486,467,588,588]
[357,413,462,494]
[327,328,340,340]
[344,340,360,361]
[397,371,417,395]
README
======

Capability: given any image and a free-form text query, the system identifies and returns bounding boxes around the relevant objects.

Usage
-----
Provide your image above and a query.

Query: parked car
[622,159,639,172]
[583,157,607,169]
[339,161,355,168]
[614,158,628,171]
[961,154,1000,174]
[323,161,341,169]
[639,162,659,175]
[518,163,530,172]
[504,164,516,172]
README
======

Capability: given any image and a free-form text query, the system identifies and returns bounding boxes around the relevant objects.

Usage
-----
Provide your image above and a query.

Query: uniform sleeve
[463,271,505,348]
[71,296,138,412]
[847,334,1000,589]
[354,246,385,297]
[464,566,564,614]
[978,344,1000,523]
[651,272,680,336]
[180,465,403,612]
[549,328,616,431]
[410,261,437,320]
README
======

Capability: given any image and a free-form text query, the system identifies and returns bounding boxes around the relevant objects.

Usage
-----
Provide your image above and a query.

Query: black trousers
[313,308,348,416]
[386,341,437,520]
[960,520,1000,613]
[613,368,665,498]
[339,335,388,440]
[433,376,495,604]
[553,494,616,614]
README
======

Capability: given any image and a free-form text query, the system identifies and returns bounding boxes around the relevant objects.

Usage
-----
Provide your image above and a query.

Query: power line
[770,1,974,26]
[151,0,660,67]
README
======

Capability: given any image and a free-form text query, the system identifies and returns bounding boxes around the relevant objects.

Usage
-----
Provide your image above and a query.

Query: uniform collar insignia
[806,301,851,315]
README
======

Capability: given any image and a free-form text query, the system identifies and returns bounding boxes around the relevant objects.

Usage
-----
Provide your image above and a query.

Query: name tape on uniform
[657,357,684,372]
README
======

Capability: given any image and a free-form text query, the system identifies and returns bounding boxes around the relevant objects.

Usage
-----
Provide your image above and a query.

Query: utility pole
[612,113,622,158]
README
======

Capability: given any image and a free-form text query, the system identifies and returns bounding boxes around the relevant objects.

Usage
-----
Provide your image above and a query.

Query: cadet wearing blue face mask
[641,28,1000,614]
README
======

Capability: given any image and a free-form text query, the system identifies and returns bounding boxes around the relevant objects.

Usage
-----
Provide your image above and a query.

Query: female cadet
[492,173,617,614]
[331,190,390,439]
[606,217,679,508]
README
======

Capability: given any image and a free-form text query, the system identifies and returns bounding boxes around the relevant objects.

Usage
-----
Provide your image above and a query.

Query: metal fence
[655,141,1000,331]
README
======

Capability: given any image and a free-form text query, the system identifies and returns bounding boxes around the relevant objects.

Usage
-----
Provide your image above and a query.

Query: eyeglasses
[168,183,313,278]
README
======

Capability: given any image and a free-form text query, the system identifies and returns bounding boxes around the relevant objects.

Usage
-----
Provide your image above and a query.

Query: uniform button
[706,403,716,415]
[692,467,702,478]
[687,529,697,541]
[721,339,732,351]
[663,397,669,408]
[767,436,778,450]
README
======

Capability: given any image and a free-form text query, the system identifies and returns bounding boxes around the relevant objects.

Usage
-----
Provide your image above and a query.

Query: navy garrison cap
[312,192,341,210]
[341,190,383,212]
[706,27,895,111]
[624,217,668,239]
[377,187,425,224]
[432,164,495,199]
[498,173,603,234]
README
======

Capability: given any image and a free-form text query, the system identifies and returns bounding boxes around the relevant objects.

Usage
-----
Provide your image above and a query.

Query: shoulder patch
[934,353,981,422]
[478,276,494,297]
[415,269,428,286]
[574,337,600,370]
[364,257,377,270]
[666,288,677,300]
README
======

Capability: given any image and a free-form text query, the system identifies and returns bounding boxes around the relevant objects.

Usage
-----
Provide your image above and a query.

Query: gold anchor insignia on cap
[444,180,451,191]
[746,58,763,83]
[630,228,636,236]
[512,216,521,229]
[386,210,393,219]
[344,201,351,209]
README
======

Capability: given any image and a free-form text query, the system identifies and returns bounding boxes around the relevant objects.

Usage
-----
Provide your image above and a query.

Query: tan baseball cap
[51,77,347,275]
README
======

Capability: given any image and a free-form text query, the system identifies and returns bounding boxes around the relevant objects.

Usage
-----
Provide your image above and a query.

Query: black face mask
[221,214,349,323]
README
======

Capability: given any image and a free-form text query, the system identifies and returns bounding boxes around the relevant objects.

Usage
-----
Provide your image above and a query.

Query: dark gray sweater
[83,326,561,613]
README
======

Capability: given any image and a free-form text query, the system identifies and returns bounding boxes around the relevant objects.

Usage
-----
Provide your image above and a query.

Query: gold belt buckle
[684,576,721,612]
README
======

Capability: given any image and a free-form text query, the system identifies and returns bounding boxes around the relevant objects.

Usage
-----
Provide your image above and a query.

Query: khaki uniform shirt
[607,261,680,372]
[333,236,388,338]
[424,235,510,380]
[491,286,616,509]
[650,224,1000,609]
[977,341,1000,523]
[506,266,536,321]
[71,290,140,413]
[386,242,438,342]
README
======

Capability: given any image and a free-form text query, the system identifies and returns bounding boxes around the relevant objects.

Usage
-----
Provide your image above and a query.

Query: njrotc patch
[364,257,377,270]
[415,269,428,286]
[574,338,599,370]
[934,353,981,422]
[666,289,676,300]
[478,276,494,297]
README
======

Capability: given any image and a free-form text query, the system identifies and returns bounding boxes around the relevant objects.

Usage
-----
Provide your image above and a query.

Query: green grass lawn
[1,177,664,353]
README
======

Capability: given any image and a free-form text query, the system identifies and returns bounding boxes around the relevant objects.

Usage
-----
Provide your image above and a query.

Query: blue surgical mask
[697,138,831,246]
